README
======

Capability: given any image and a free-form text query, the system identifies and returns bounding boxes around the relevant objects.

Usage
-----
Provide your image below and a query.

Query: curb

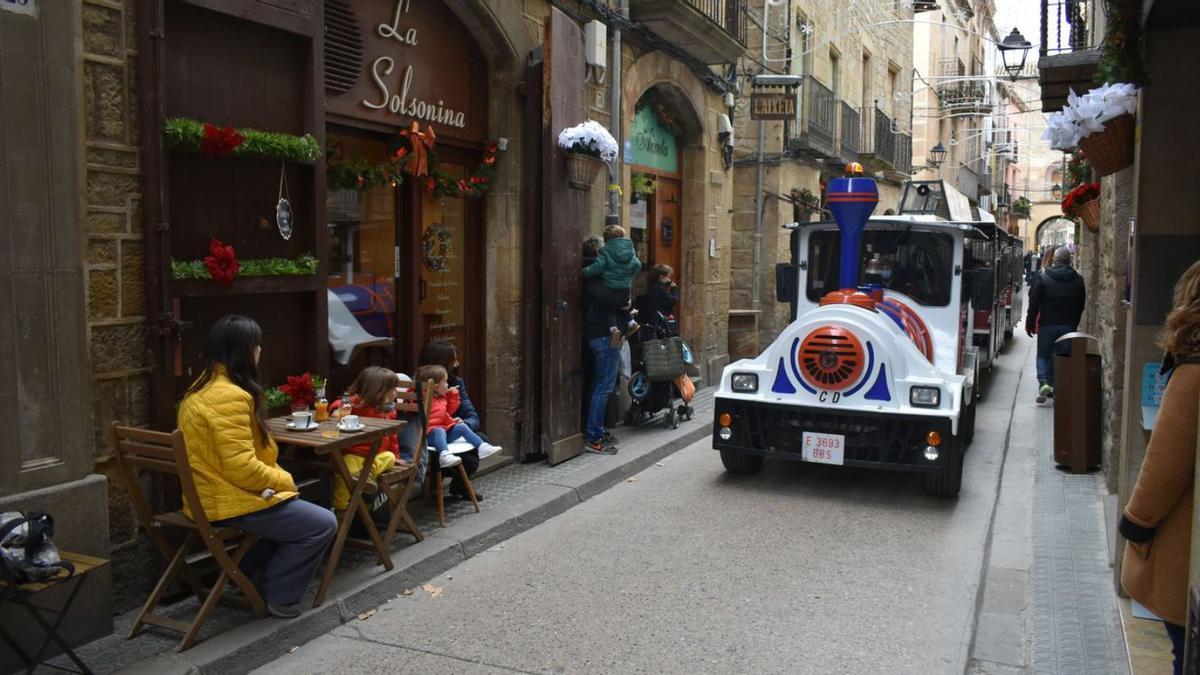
[129,417,714,674]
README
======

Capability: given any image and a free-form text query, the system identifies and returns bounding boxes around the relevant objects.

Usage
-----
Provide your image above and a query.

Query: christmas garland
[163,118,320,162]
[171,240,318,284]
[327,126,499,200]
[1096,0,1149,86]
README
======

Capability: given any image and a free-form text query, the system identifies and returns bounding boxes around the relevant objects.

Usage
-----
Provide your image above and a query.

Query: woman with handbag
[1119,260,1200,675]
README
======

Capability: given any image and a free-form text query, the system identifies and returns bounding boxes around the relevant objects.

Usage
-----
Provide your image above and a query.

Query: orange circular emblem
[798,326,866,391]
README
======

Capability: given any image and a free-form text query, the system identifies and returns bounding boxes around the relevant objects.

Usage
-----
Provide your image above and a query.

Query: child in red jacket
[419,364,501,472]
[327,366,400,511]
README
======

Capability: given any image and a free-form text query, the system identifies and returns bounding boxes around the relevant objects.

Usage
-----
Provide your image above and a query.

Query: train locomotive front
[712,177,979,497]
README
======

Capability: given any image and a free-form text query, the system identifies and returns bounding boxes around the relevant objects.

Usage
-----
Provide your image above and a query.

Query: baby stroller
[624,298,696,430]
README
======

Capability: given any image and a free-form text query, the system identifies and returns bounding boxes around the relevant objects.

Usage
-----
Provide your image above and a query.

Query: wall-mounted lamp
[929,142,948,168]
[718,113,734,170]
[723,92,735,109]
[1051,183,1062,199]
[998,28,1032,82]
[585,20,607,86]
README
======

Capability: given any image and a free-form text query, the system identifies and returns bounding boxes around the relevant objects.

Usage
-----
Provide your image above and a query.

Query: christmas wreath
[422,223,452,272]
[327,122,499,200]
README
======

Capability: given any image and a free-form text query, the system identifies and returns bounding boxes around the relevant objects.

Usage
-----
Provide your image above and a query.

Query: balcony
[787,75,837,159]
[1038,0,1103,112]
[936,58,991,114]
[629,0,748,64]
[837,102,861,166]
[860,105,897,171]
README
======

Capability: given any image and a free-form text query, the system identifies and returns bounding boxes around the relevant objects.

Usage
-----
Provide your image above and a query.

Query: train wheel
[922,439,963,497]
[720,450,763,475]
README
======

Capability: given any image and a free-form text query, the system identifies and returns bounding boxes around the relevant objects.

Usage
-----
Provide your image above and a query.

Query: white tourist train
[712,175,1019,497]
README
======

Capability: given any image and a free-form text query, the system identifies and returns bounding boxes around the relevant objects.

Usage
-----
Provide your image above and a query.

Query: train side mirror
[776,263,799,303]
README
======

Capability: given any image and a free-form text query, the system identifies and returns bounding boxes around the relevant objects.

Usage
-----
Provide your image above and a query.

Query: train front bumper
[712,397,955,473]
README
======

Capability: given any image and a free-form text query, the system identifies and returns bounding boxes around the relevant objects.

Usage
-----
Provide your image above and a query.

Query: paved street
[255,341,1030,674]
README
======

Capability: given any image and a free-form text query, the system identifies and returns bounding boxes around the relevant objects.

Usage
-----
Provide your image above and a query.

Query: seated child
[327,366,400,515]
[419,364,501,474]
[582,224,643,347]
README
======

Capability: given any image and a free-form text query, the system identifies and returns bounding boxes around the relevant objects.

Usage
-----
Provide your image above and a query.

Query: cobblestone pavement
[44,390,713,674]
[1029,365,1130,674]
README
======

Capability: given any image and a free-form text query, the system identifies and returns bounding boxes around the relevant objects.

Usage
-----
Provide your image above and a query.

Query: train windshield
[806,228,955,306]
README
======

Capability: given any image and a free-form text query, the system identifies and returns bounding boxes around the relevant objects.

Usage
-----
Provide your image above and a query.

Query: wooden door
[529,8,588,464]
[652,176,683,287]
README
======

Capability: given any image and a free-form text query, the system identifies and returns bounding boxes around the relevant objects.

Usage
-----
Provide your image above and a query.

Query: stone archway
[1034,216,1077,253]
[621,51,731,381]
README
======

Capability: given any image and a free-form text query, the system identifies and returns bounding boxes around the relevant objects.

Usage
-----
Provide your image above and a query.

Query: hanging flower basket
[1077,114,1135,177]
[566,152,605,190]
[1076,197,1102,232]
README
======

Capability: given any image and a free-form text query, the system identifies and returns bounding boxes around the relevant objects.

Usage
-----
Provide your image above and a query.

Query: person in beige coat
[1120,259,1200,675]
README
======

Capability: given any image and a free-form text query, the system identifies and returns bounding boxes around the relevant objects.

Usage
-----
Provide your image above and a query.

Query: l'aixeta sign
[749,91,796,121]
[325,0,488,142]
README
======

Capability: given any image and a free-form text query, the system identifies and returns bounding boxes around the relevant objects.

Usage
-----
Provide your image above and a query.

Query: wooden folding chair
[111,424,268,652]
[371,376,432,549]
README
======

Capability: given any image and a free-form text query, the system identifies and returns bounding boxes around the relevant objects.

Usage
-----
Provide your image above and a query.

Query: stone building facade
[730,0,915,354]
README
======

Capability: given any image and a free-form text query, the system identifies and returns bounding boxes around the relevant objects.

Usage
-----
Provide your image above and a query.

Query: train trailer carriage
[713,178,991,497]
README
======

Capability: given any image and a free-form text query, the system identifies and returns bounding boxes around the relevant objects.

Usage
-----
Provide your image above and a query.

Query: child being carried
[582,224,643,348]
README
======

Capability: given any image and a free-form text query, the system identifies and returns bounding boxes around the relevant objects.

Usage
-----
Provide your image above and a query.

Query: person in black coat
[645,264,679,329]
[582,235,629,453]
[1025,246,1086,402]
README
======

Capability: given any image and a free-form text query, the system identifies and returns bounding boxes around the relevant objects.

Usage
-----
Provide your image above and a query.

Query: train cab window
[806,228,955,306]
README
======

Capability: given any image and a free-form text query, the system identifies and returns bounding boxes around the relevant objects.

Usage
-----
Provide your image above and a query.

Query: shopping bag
[642,337,687,382]
[675,373,696,403]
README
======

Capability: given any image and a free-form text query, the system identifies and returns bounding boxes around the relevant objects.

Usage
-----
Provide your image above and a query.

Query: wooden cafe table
[266,415,405,607]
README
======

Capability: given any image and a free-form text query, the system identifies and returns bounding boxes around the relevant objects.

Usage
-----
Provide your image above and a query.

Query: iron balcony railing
[838,102,861,165]
[1040,0,1101,56]
[789,75,837,157]
[894,132,912,175]
[862,105,896,168]
[686,0,749,45]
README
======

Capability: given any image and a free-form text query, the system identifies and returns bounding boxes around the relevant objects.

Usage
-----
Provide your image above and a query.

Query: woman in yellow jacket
[178,315,336,619]
[1120,260,1200,675]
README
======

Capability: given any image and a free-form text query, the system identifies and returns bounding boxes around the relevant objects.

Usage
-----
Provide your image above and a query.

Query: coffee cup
[341,414,360,429]
[292,411,313,428]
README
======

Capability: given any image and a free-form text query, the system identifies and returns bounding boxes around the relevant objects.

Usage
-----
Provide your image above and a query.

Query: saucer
[286,421,320,432]
[337,423,367,433]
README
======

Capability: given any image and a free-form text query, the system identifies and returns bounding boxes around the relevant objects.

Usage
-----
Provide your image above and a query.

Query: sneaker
[268,603,301,619]
[1037,383,1051,403]
[602,431,619,445]
[585,440,618,454]
[438,452,462,469]
[477,442,502,461]
[1046,386,1055,399]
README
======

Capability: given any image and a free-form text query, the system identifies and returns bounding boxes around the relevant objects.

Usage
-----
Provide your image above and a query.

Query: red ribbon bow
[399,122,437,177]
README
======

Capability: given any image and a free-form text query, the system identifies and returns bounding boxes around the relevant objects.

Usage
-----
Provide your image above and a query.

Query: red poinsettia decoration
[203,238,239,285]
[199,123,245,158]
[279,372,316,407]
[1061,182,1100,217]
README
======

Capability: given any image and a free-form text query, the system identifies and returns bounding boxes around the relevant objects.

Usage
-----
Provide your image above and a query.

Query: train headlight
[731,373,759,393]
[909,386,941,408]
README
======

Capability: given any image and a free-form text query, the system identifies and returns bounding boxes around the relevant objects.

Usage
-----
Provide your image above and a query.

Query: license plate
[802,432,845,465]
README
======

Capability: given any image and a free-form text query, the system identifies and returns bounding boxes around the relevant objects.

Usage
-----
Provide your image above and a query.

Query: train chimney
[826,169,879,290]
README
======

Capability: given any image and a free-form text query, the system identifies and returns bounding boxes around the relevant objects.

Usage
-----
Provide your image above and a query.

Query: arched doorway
[1034,216,1078,255]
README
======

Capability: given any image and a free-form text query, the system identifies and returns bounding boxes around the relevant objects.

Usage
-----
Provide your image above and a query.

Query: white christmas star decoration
[799,21,813,37]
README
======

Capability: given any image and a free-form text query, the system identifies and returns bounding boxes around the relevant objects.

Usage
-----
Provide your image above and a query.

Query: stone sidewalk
[968,336,1131,674]
[46,390,715,674]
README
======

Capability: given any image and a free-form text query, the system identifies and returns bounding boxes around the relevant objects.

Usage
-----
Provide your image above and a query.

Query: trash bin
[1052,332,1101,472]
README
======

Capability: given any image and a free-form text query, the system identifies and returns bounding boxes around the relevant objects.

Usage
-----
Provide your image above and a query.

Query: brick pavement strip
[49,392,715,675]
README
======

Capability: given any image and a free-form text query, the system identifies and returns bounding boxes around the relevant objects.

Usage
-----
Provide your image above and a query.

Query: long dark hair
[418,340,458,377]
[184,315,267,436]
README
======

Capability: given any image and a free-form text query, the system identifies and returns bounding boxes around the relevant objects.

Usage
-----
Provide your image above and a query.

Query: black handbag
[642,336,688,382]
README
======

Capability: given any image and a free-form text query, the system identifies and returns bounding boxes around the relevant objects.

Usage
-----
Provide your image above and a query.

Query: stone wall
[80,0,150,610]
[1096,168,1133,492]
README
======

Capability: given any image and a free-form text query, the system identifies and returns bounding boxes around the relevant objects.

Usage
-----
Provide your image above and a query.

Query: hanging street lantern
[929,142,948,168]
[1051,183,1063,199]
[998,28,1032,82]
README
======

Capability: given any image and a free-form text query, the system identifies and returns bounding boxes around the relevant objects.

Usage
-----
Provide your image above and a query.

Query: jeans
[586,335,620,442]
[1165,622,1185,675]
[427,423,484,453]
[1036,324,1075,386]
[216,498,337,606]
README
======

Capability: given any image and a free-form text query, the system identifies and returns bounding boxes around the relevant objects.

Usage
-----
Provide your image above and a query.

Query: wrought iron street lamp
[998,28,1032,82]
[929,142,948,168]
[1051,183,1063,199]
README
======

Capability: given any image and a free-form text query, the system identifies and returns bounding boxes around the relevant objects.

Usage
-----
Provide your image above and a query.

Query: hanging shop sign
[630,105,678,174]
[325,0,488,142]
[749,91,796,121]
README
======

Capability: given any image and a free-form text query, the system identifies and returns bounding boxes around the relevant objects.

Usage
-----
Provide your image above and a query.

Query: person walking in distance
[1025,246,1086,403]
[1119,259,1200,675]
